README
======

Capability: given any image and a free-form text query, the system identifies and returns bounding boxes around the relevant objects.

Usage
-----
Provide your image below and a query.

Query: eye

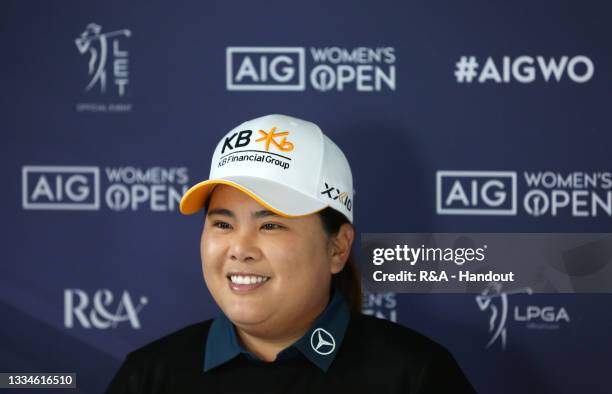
[261,223,284,231]
[212,221,232,230]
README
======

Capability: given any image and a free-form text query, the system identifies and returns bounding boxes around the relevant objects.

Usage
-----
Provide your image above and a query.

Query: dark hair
[203,196,362,312]
[318,207,362,313]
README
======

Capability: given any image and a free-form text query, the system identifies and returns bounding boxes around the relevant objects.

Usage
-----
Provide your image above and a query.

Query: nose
[229,228,262,263]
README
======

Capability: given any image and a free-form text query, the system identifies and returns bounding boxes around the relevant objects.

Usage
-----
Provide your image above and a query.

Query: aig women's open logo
[22,165,189,212]
[226,46,396,92]
[437,170,612,217]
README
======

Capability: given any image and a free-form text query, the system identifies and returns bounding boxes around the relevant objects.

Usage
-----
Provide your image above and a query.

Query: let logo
[256,127,294,152]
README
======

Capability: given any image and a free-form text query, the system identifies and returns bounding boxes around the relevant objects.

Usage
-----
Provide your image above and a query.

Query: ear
[328,223,355,274]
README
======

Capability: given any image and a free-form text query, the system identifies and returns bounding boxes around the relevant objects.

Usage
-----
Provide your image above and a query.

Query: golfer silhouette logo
[475,282,532,350]
[310,328,336,355]
[75,23,131,94]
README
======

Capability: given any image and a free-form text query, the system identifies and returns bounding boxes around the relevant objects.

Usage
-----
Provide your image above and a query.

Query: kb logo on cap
[221,128,294,154]
[256,127,294,152]
[221,130,252,154]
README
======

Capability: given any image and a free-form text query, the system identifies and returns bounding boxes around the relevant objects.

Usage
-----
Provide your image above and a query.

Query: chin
[226,309,269,327]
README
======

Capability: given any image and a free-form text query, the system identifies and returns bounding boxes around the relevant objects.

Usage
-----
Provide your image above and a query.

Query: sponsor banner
[454,55,594,84]
[362,290,398,322]
[437,170,612,217]
[360,233,612,293]
[226,46,396,92]
[75,22,132,112]
[64,289,148,329]
[22,165,189,212]
[475,286,571,350]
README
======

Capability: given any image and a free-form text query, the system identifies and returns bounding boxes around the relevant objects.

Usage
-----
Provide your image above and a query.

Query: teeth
[230,275,270,285]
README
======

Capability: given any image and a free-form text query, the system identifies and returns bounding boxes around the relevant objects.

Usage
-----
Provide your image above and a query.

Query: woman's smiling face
[200,184,342,337]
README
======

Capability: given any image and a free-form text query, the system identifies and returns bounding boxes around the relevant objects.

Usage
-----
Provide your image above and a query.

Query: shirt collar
[204,285,350,372]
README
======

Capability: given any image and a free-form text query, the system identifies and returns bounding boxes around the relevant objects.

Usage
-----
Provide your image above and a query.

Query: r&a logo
[64,289,148,329]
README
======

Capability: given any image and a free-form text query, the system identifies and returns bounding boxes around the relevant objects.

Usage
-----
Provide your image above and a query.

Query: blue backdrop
[2,1,611,393]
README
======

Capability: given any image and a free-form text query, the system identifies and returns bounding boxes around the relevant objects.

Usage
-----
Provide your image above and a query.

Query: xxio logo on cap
[310,328,336,355]
[321,182,352,211]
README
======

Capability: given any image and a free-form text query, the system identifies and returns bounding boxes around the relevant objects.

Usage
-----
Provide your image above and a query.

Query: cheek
[200,232,226,277]
[275,236,330,282]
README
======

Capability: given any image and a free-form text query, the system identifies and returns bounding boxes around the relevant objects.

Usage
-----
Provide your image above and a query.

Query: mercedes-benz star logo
[310,328,336,355]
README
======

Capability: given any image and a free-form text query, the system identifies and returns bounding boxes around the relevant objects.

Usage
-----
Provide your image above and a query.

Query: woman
[107,114,476,393]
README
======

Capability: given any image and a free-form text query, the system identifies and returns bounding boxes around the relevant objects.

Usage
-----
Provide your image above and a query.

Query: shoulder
[347,312,448,358]
[118,319,214,375]
[128,319,213,366]
[107,320,214,393]
[343,313,476,393]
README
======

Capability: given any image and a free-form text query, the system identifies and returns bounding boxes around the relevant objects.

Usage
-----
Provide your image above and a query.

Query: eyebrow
[206,208,281,219]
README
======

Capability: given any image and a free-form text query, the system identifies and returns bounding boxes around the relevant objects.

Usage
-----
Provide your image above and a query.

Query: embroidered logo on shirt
[310,328,336,355]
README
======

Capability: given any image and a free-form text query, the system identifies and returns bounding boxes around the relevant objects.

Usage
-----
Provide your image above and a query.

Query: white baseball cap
[180,114,354,223]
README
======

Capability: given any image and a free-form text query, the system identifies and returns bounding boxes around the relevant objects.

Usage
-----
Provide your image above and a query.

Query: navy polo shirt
[204,285,349,372]
[107,288,476,393]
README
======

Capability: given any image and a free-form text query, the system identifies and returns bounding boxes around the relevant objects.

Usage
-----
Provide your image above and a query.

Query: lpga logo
[476,283,570,350]
[475,283,532,349]
[75,23,131,96]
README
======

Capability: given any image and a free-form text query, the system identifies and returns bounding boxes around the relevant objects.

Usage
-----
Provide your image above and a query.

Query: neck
[234,289,332,362]
[235,326,304,362]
